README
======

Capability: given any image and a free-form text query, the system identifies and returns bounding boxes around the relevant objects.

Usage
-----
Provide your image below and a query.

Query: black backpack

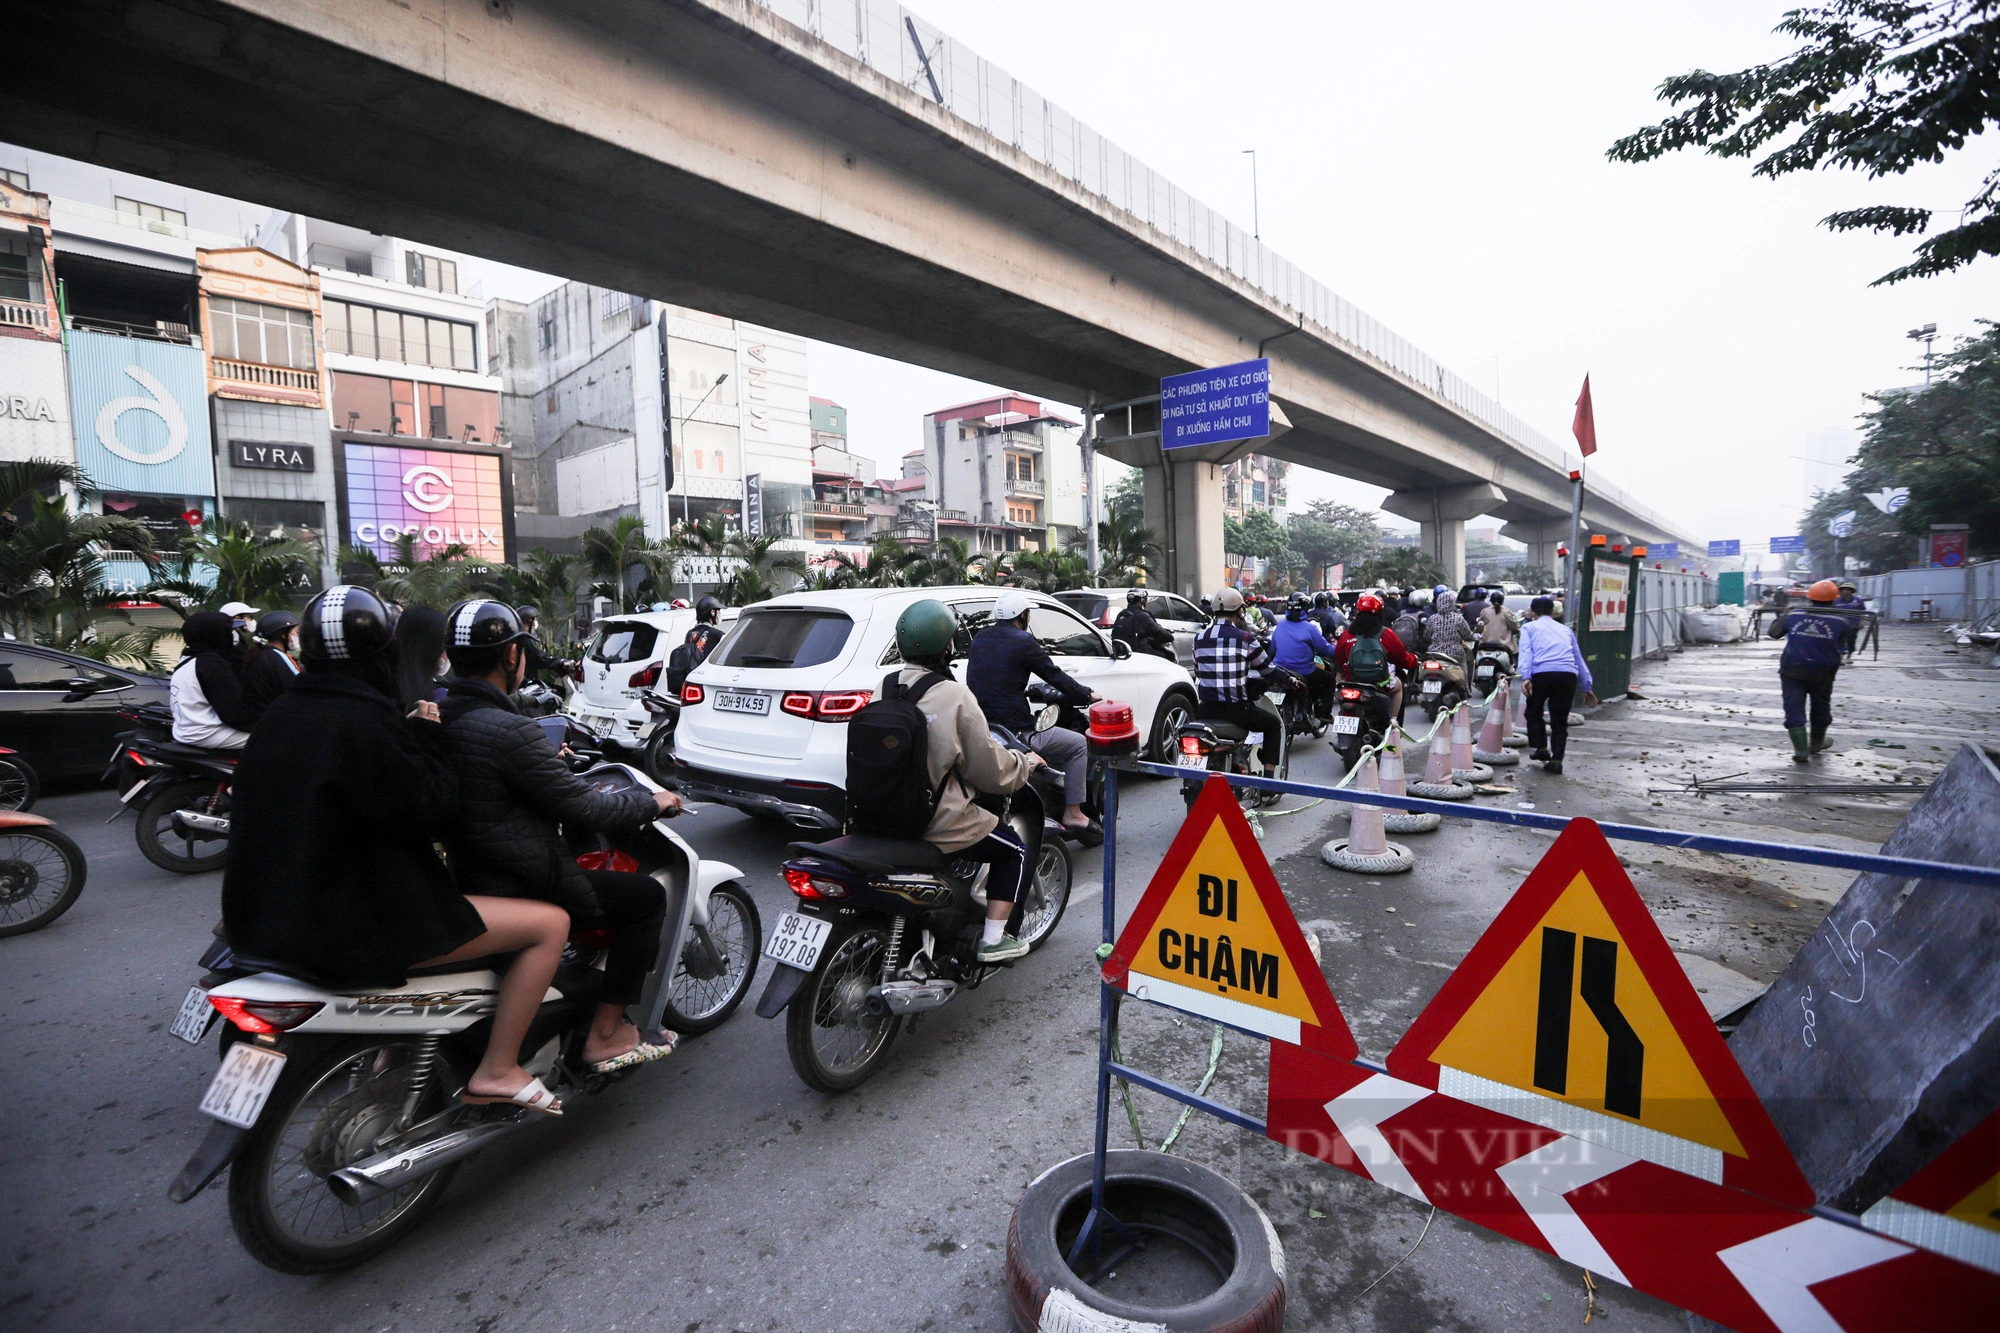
[665,623,723,694]
[845,670,949,839]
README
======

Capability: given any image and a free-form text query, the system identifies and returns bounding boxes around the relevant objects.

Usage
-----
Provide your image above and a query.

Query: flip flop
[461,1075,563,1117]
[589,1034,678,1076]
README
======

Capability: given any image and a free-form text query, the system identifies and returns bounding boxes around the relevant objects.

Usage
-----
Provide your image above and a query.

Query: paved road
[3,623,1991,1331]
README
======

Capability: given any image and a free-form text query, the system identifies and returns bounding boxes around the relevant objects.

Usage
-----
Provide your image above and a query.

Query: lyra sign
[230,440,315,472]
[66,328,214,495]
[1160,357,1270,450]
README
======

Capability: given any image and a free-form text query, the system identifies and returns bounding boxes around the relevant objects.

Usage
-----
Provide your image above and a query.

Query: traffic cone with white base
[1321,751,1414,873]
[1474,678,1519,766]
[1503,677,1529,747]
[1450,703,1494,784]
[1408,718,1474,801]
[1379,729,1441,833]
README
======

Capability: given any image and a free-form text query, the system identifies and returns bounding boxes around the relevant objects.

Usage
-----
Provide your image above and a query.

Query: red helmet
[1354,592,1385,614]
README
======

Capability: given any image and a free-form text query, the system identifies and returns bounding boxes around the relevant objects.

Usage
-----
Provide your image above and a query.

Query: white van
[568,607,737,753]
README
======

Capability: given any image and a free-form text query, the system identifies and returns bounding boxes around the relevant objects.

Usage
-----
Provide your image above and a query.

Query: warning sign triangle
[1386,818,1812,1208]
[1102,775,1355,1058]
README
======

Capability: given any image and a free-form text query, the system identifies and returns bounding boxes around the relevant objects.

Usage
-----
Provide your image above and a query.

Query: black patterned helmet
[445,600,536,651]
[299,586,398,662]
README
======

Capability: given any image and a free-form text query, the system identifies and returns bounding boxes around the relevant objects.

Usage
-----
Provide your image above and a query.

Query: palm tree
[338,533,501,608]
[907,535,984,586]
[1008,547,1090,593]
[0,483,155,647]
[581,515,675,613]
[671,510,731,561]
[1064,511,1160,585]
[716,530,806,604]
[145,515,317,613]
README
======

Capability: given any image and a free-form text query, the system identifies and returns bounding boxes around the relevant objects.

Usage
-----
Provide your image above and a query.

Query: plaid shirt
[1194,618,1274,703]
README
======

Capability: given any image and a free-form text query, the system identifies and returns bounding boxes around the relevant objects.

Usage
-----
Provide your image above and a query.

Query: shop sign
[67,328,215,495]
[342,441,505,562]
[0,337,74,465]
[230,440,315,472]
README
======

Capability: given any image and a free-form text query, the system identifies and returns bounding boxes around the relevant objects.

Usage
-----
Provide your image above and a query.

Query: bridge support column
[1499,520,1569,580]
[1382,483,1506,587]
[1140,457,1226,604]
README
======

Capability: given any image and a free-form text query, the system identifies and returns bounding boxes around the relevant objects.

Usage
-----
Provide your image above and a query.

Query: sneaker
[1544,759,1564,775]
[977,935,1030,965]
[1531,748,1551,762]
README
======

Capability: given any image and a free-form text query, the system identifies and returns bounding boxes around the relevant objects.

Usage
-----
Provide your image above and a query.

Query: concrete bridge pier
[1382,483,1507,587]
[1141,458,1228,605]
[1499,519,1571,580]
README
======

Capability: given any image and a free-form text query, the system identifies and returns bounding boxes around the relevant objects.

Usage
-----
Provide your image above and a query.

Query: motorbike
[164,761,762,1273]
[756,780,1072,1094]
[107,704,236,875]
[1172,684,1291,812]
[1329,679,1396,773]
[1415,655,1466,723]
[1272,666,1330,742]
[0,747,39,812]
[1022,683,1105,842]
[1470,644,1513,700]
[0,810,87,937]
[635,687,681,787]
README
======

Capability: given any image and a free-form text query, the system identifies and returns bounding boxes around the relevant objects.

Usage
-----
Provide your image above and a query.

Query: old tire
[1382,810,1442,834]
[1320,838,1415,874]
[1007,1150,1284,1333]
[1406,779,1474,802]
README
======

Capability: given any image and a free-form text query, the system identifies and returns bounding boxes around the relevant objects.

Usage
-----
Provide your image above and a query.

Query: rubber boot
[1810,725,1832,754]
[1787,727,1811,764]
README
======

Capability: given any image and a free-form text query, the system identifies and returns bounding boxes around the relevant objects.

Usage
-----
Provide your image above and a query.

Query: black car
[0,640,170,783]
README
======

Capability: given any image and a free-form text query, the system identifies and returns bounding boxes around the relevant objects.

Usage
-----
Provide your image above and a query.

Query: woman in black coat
[221,586,573,1115]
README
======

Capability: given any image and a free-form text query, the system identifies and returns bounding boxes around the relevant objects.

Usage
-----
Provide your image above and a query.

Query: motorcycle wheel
[136,778,231,874]
[228,1035,463,1274]
[662,881,761,1036]
[0,756,39,812]
[785,923,901,1094]
[1017,838,1073,952]
[0,825,86,938]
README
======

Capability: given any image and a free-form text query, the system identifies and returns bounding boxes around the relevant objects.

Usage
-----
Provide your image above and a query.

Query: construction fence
[1856,560,1999,624]
[1632,567,1719,658]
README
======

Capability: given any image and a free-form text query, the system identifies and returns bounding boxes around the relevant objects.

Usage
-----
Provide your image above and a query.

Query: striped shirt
[1194,618,1274,703]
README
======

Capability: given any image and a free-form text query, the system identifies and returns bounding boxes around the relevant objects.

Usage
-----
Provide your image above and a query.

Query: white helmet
[993,589,1035,622]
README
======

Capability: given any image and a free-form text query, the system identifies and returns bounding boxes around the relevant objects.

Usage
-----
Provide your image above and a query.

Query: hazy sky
[808,0,1992,546]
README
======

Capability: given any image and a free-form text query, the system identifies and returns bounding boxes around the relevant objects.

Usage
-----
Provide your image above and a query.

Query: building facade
[0,182,72,470]
[914,395,1083,554]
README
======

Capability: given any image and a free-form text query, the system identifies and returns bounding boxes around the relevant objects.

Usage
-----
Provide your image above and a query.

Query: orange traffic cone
[1321,750,1413,872]
[1409,718,1473,801]
[1449,705,1493,783]
[1504,678,1529,748]
[1475,679,1519,766]
[1380,729,1441,833]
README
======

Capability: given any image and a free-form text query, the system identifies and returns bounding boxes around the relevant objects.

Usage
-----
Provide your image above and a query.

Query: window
[666,338,736,408]
[1006,502,1038,525]
[0,169,26,191]
[404,251,458,294]
[1005,453,1036,482]
[115,197,187,232]
[1028,605,1108,658]
[589,622,661,666]
[208,297,314,369]
[323,299,477,371]
[711,610,853,670]
[0,233,41,304]
[538,307,558,351]
[220,498,325,591]
[601,290,630,320]
[0,646,98,691]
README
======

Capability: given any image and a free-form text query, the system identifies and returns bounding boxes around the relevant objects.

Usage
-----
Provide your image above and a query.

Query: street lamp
[676,372,729,599]
[1907,323,1938,385]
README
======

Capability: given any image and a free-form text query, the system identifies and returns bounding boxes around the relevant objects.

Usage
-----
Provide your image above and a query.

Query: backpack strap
[903,670,948,705]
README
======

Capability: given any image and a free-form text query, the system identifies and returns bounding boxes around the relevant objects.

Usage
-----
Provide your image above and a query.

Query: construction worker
[1766,579,1847,763]
[1833,579,1868,661]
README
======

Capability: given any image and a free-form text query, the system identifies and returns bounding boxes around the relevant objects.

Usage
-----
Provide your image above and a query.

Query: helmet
[1313,591,1330,607]
[299,586,398,663]
[1808,579,1840,603]
[896,599,957,661]
[1354,592,1385,615]
[219,601,259,618]
[255,610,299,641]
[670,598,690,609]
[1126,588,1147,603]
[695,595,723,620]
[993,589,1035,622]
[1287,592,1310,617]
[1491,590,1506,606]
[1837,580,1857,591]
[1432,585,1449,599]
[514,604,540,622]
[1214,587,1244,613]
[446,599,536,650]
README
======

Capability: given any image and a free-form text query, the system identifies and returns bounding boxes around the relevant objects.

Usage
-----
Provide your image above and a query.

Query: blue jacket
[1271,616,1337,675]
[1768,607,1846,679]
[965,623,1092,733]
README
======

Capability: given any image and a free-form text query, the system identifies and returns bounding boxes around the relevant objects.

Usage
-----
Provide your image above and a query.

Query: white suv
[569,607,737,753]
[671,587,1198,830]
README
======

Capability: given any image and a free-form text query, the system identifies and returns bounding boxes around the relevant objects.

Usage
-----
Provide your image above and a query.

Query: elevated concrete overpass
[8,0,1703,593]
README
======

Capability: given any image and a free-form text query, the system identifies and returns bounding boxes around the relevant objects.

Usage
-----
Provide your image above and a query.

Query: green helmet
[896,599,957,662]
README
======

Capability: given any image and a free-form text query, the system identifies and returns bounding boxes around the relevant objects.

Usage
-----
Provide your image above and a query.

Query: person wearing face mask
[170,610,257,750]
[239,610,302,722]
[219,601,260,646]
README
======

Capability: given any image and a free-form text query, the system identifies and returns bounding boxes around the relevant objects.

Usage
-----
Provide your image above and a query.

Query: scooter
[1172,693,1290,812]
[1330,680,1395,774]
[1470,644,1513,700]
[1416,656,1466,723]
[163,762,762,1274]
[755,781,1071,1094]
[1273,666,1330,742]
[635,687,681,787]
[1022,683,1104,843]
[107,704,236,875]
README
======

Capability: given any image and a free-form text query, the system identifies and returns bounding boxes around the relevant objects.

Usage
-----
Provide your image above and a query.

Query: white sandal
[461,1075,563,1117]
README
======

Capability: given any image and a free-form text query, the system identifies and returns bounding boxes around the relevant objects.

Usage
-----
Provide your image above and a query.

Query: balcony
[810,501,866,518]
[212,357,320,394]
[1007,477,1044,498]
[0,298,49,332]
[1001,431,1043,452]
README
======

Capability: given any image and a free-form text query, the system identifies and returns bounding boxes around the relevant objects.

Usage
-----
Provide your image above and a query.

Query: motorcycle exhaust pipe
[327,1117,530,1206]
[171,811,231,836]
[864,980,958,1017]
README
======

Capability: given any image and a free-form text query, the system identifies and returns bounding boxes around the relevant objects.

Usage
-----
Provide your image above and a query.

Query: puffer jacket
[438,676,659,917]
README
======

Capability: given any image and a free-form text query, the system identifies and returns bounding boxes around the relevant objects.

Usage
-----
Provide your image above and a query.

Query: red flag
[1572,375,1598,457]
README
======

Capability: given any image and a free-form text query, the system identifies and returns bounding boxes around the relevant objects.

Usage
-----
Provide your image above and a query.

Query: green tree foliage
[1222,509,1288,561]
[1348,545,1447,590]
[339,532,501,609]
[823,535,915,589]
[905,535,985,587]
[1008,547,1090,593]
[1813,320,2000,564]
[1284,501,1382,576]
[496,548,583,622]
[147,515,316,613]
[1610,2,2000,284]
[1063,510,1161,585]
[0,460,156,648]
[716,530,807,604]
[585,516,677,613]
[1105,468,1145,525]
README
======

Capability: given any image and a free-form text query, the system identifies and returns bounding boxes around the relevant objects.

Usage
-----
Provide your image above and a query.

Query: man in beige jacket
[892,599,1045,964]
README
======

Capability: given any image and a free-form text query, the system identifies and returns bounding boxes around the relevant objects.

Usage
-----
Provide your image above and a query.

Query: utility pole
[1564,468,1584,618]
[1081,391,1099,578]
[1907,323,1938,385]
[1242,149,1260,240]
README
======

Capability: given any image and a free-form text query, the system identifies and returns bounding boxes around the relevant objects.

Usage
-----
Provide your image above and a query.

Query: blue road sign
[1652,541,1679,559]
[1707,539,1741,557]
[1161,358,1270,450]
[1768,535,1805,553]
